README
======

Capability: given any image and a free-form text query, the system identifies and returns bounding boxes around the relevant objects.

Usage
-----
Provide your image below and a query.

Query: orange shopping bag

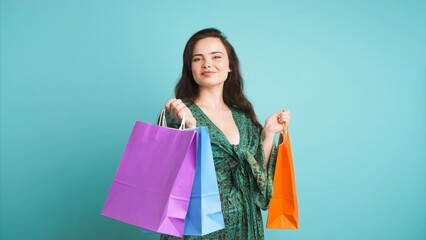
[266,130,298,229]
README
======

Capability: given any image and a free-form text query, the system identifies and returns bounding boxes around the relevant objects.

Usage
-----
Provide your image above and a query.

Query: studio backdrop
[1,0,425,239]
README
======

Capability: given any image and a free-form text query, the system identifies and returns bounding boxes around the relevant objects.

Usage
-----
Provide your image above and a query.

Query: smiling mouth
[201,71,216,76]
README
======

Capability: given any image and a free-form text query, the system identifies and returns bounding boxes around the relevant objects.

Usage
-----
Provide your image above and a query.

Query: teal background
[1,0,425,239]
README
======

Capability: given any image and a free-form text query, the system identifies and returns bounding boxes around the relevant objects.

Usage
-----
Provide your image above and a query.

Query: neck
[194,86,227,110]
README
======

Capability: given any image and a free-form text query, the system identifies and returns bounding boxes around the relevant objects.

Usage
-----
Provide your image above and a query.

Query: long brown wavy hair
[175,28,262,129]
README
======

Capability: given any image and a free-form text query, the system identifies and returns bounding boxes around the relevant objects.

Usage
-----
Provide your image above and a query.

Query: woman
[162,28,290,240]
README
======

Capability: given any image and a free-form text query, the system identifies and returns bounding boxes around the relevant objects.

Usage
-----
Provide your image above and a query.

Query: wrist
[261,128,275,142]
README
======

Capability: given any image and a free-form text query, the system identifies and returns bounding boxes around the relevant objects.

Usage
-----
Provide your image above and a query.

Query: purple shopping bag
[101,111,197,237]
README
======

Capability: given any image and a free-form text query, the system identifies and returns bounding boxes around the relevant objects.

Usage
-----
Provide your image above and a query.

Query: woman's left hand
[261,109,291,163]
[263,109,291,137]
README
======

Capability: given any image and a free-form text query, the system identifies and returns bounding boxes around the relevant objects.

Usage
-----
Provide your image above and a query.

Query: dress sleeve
[244,126,278,210]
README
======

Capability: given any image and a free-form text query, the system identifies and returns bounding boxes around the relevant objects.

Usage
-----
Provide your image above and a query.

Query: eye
[213,55,222,60]
[192,57,202,62]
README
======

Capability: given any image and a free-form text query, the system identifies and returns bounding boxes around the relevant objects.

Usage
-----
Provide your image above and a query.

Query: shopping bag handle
[158,109,186,130]
[158,109,167,127]
[280,123,288,144]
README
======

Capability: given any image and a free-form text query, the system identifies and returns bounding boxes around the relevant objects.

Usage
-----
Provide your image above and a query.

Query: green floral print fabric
[160,101,277,240]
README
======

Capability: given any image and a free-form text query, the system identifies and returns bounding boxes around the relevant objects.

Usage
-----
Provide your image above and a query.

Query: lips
[201,71,216,76]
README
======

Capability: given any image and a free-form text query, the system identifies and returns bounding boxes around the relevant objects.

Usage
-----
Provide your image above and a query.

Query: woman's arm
[261,110,291,166]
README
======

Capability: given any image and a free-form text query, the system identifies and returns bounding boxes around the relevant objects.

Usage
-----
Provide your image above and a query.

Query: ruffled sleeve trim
[245,139,278,210]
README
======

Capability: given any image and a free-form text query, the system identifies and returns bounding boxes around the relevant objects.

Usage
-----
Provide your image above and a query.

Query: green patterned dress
[161,101,277,240]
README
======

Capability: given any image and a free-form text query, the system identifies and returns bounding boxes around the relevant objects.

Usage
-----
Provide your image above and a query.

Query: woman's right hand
[165,98,197,128]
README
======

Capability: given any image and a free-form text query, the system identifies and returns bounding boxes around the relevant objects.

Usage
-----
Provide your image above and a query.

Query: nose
[202,59,211,68]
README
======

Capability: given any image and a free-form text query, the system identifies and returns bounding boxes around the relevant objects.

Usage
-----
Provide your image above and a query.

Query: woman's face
[191,37,231,89]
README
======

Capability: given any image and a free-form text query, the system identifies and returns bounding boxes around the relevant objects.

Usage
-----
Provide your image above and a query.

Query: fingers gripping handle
[158,109,186,130]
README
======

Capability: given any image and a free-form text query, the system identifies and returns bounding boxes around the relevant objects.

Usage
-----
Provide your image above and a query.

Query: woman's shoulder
[231,105,262,131]
[230,105,248,118]
[230,105,255,128]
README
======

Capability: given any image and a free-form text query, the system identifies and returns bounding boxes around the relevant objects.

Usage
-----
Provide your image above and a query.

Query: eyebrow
[192,51,224,57]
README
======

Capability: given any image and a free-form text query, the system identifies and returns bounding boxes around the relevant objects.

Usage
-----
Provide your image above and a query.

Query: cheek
[191,64,200,81]
[191,63,197,74]
[220,60,230,71]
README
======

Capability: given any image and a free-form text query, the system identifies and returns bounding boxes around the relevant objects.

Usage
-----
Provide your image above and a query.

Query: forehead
[193,37,227,55]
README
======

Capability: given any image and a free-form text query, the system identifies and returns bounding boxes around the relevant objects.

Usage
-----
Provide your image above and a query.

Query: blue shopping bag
[184,126,224,236]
